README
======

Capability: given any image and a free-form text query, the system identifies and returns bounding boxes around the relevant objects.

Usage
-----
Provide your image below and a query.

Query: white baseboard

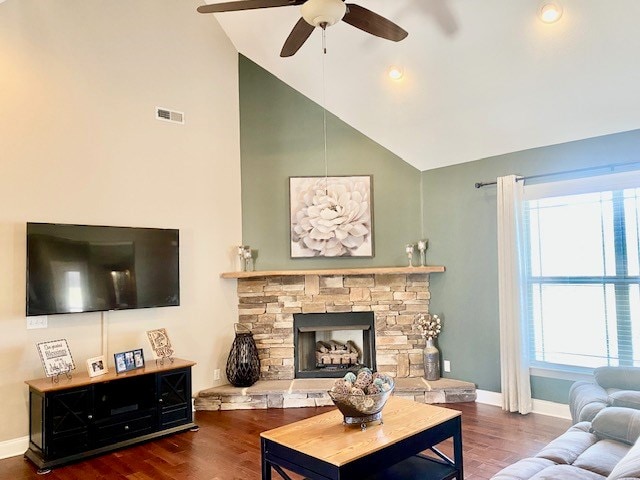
[531,398,571,419]
[0,436,28,460]
[476,389,503,407]
[476,389,571,420]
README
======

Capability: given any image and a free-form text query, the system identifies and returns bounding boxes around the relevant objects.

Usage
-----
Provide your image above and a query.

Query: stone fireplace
[294,312,376,378]
[196,266,478,411]
[234,269,440,379]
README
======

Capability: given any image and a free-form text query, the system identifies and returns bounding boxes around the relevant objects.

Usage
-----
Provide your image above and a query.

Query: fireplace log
[316,352,332,364]
[316,347,360,366]
[346,340,361,356]
[316,341,331,353]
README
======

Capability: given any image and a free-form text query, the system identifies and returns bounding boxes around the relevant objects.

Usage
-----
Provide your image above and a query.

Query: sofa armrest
[595,366,640,391]
[591,407,640,446]
[569,380,609,424]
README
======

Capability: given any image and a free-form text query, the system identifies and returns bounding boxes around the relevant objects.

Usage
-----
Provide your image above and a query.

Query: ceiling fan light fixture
[301,0,347,27]
[538,2,563,23]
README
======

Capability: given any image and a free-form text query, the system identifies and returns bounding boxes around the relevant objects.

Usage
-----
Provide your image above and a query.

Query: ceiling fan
[197,0,408,57]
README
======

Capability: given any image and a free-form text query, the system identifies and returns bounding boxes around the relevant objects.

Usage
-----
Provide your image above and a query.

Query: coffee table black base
[364,454,458,480]
[298,455,457,480]
[262,415,463,480]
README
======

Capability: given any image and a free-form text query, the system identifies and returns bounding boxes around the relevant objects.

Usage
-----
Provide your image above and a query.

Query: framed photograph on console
[133,348,145,368]
[114,349,145,374]
[289,175,374,258]
[86,355,107,377]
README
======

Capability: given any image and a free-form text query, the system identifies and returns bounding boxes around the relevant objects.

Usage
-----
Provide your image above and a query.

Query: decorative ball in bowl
[328,368,394,430]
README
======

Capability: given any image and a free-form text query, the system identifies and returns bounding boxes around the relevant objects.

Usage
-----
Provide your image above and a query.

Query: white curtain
[497,175,532,414]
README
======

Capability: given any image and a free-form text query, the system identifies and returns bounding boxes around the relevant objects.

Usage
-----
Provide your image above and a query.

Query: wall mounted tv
[27,223,180,316]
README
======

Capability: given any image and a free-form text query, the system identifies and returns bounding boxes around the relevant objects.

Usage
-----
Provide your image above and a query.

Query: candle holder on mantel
[405,244,415,267]
[417,239,428,267]
[243,246,254,272]
[237,245,247,271]
[237,245,254,272]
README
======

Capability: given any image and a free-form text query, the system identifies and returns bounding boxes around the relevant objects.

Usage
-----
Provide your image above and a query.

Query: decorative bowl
[328,381,394,430]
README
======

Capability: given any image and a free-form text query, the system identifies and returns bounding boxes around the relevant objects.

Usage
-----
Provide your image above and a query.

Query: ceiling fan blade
[343,4,408,42]
[197,0,303,14]
[280,18,315,57]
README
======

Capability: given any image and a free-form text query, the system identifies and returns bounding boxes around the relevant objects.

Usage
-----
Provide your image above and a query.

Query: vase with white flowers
[416,313,442,381]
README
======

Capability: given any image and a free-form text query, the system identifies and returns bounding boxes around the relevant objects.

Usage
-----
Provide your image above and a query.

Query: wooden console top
[25,357,195,393]
[260,396,461,467]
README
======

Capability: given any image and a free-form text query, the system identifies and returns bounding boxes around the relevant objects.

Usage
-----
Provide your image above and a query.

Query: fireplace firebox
[293,312,376,379]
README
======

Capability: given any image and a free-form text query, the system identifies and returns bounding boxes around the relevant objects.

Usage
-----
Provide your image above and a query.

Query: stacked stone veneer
[236,273,432,380]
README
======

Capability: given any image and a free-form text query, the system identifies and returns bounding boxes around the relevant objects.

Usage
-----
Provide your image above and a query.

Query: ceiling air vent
[155,107,184,125]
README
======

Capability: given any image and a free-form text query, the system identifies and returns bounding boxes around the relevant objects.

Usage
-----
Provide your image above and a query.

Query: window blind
[523,174,640,371]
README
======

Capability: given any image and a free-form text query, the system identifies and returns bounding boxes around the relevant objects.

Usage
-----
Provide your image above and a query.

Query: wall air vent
[155,107,184,125]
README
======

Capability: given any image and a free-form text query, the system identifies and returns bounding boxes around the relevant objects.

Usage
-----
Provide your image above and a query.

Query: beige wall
[0,0,241,445]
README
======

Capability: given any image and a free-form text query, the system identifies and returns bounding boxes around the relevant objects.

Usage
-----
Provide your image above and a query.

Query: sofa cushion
[536,422,598,465]
[490,458,556,480]
[591,407,640,446]
[529,464,606,479]
[609,391,640,411]
[595,367,640,391]
[572,439,631,477]
[607,437,640,480]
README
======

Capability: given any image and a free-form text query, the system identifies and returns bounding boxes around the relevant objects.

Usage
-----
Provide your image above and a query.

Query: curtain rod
[474,160,640,189]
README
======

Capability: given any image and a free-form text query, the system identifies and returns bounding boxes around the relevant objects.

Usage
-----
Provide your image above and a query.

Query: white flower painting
[289,176,374,258]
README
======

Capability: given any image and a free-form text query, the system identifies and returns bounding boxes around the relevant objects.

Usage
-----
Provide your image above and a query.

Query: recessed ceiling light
[388,66,404,81]
[538,2,563,23]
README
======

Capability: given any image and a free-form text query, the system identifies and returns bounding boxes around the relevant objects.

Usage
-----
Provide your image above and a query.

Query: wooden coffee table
[260,396,463,480]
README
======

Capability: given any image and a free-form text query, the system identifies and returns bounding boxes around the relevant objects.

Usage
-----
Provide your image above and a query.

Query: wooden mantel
[220,265,445,279]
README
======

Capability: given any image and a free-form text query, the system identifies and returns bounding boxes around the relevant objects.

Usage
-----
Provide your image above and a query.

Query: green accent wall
[239,55,422,269]
[422,129,640,401]
[239,53,640,404]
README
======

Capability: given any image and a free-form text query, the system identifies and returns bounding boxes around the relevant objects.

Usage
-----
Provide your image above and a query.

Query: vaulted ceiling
[202,0,640,170]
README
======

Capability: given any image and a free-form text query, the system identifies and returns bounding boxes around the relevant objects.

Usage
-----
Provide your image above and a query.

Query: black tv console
[24,358,197,472]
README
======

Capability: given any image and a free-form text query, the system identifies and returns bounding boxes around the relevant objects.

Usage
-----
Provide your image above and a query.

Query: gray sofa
[491,367,640,480]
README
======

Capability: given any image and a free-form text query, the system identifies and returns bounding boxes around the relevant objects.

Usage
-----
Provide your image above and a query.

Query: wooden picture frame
[289,175,374,258]
[86,355,108,377]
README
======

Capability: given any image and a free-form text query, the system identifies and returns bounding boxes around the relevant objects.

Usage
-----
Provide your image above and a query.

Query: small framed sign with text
[147,328,174,359]
[36,339,75,377]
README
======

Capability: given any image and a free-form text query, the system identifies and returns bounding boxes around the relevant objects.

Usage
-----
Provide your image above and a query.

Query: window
[524,173,640,372]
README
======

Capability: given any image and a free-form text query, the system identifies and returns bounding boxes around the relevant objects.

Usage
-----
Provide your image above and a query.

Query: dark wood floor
[0,402,570,480]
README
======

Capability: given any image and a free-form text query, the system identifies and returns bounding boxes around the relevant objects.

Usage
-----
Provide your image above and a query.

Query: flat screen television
[27,223,180,316]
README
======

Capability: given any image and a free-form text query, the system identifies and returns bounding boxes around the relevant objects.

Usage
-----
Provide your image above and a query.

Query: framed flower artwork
[289,175,374,258]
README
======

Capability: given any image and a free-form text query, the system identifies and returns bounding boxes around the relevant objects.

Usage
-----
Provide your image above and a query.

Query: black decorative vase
[226,324,260,387]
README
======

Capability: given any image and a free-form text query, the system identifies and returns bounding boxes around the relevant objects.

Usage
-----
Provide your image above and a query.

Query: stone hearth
[195,377,477,411]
